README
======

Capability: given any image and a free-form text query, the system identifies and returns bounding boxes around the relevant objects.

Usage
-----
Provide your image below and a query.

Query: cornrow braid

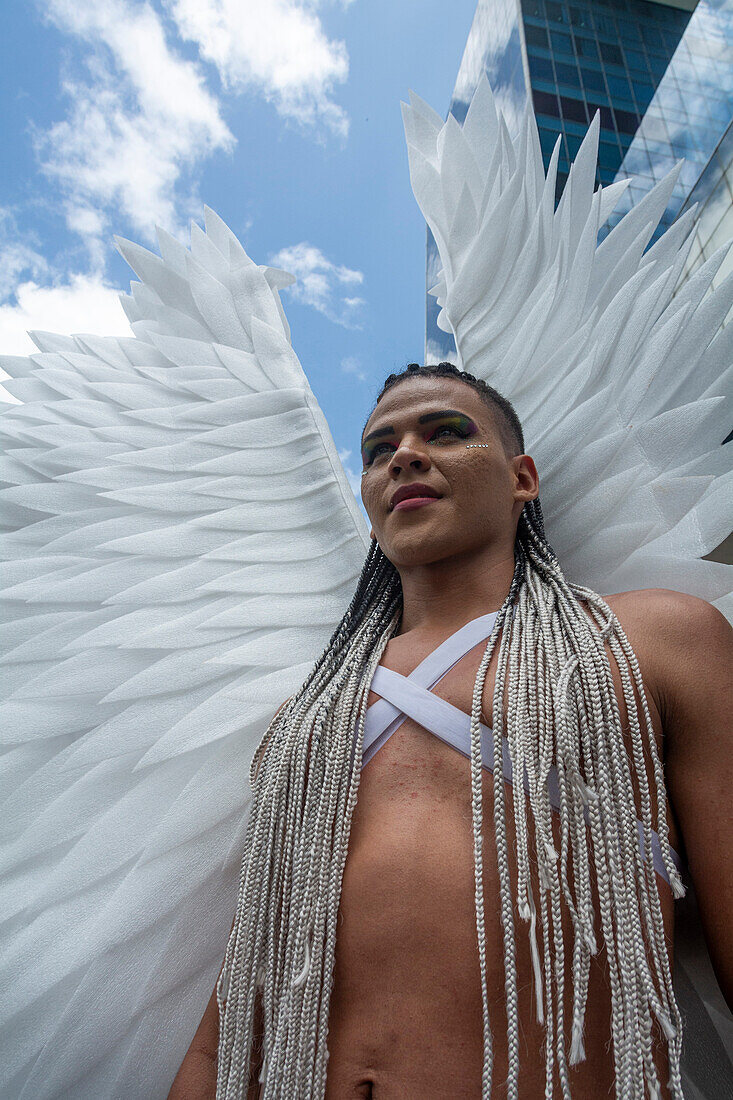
[372,361,526,458]
[216,364,685,1099]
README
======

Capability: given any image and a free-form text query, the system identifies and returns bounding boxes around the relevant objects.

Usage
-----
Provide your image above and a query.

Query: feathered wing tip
[0,212,369,1099]
[403,72,732,620]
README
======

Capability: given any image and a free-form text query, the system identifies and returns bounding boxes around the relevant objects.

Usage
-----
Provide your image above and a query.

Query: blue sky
[0,0,479,498]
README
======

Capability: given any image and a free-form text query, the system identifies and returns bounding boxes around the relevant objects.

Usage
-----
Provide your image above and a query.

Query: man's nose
[389,439,430,475]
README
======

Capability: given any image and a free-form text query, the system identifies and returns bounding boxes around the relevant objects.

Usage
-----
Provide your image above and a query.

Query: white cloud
[426,338,458,366]
[168,0,350,136]
[337,446,363,499]
[0,273,131,358]
[0,219,49,302]
[341,354,367,382]
[37,0,233,250]
[269,241,364,327]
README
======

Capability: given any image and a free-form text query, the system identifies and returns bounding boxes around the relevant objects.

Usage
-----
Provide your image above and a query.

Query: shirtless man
[169,371,732,1098]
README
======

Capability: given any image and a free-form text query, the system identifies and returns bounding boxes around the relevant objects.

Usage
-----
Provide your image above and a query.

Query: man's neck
[396,546,517,638]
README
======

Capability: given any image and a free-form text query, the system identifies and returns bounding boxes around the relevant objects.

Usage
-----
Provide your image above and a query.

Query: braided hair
[216,364,684,1099]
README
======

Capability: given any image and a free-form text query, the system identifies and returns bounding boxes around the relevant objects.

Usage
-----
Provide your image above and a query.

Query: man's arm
[167,974,264,1100]
[652,589,733,1010]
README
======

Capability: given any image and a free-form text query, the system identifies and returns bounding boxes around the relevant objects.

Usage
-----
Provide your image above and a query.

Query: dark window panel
[599,139,621,164]
[562,118,589,137]
[573,34,598,60]
[648,54,669,76]
[624,48,649,74]
[616,18,639,43]
[566,133,583,157]
[607,74,632,99]
[560,95,589,124]
[529,55,555,82]
[545,1,567,24]
[581,67,606,93]
[632,80,654,109]
[525,23,550,49]
[599,41,623,66]
[614,105,641,133]
[641,24,664,49]
[550,31,573,55]
[568,5,592,30]
[532,88,561,117]
[595,14,616,37]
[587,100,615,129]
[555,60,581,86]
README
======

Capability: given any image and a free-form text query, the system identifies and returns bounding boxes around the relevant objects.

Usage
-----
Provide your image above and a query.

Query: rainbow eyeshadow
[361,410,479,467]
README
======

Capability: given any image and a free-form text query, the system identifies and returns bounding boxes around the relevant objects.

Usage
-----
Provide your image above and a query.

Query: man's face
[360,376,535,568]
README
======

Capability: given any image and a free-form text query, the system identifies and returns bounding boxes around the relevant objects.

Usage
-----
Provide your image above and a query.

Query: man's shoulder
[603,587,727,643]
[601,587,731,719]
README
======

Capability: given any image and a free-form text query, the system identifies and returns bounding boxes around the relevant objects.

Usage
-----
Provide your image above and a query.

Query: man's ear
[513,454,539,502]
[369,530,375,540]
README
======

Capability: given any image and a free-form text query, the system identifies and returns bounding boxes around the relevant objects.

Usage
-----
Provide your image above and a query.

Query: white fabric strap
[357,609,682,885]
[361,610,500,765]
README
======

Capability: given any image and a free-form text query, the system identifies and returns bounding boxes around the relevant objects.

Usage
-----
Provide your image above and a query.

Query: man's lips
[390,482,442,509]
[393,496,441,512]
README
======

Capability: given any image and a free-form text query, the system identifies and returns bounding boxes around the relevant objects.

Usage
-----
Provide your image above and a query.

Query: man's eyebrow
[362,409,474,447]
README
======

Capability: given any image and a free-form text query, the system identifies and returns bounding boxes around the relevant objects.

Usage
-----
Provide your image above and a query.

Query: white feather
[0,217,369,1100]
[402,72,732,615]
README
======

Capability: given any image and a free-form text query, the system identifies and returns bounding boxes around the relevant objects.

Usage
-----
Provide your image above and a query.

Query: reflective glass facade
[608,0,733,240]
[522,0,692,199]
[426,0,733,358]
[677,120,733,318]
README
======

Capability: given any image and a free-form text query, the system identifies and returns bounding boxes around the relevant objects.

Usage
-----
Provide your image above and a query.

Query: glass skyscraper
[677,119,733,299]
[427,0,733,360]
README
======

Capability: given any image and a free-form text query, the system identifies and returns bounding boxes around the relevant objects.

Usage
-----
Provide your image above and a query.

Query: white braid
[215,503,685,1099]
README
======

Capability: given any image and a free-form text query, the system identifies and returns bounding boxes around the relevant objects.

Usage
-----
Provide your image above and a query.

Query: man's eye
[370,442,394,458]
[431,426,461,440]
[366,425,463,463]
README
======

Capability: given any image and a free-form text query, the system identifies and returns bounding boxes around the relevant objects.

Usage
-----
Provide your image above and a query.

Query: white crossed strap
[357,610,682,886]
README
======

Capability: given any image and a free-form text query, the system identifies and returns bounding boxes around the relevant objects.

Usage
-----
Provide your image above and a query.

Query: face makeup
[360,410,479,470]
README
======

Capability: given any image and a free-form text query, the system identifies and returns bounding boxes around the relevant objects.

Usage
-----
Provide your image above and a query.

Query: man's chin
[378,532,461,569]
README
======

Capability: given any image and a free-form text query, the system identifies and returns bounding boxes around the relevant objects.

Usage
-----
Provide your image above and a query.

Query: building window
[555,61,581,87]
[525,23,550,49]
[586,100,614,128]
[545,1,567,25]
[560,95,589,124]
[529,55,556,82]
[580,68,605,94]
[533,89,562,117]
[568,6,591,30]
[574,35,599,61]
[613,105,640,133]
[599,41,623,67]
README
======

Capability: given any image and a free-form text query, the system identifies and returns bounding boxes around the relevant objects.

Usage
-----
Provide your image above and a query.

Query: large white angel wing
[403,74,733,1097]
[403,73,732,623]
[0,207,369,1099]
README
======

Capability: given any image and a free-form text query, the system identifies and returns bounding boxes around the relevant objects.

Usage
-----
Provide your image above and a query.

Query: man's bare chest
[324,610,678,1098]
